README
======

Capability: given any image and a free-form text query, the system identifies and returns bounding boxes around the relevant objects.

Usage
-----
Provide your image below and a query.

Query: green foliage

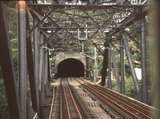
[111,75,137,98]
[125,76,137,97]
[0,70,10,119]
[0,2,17,119]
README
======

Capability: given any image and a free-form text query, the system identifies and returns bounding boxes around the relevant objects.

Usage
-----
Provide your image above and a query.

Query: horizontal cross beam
[28,4,146,10]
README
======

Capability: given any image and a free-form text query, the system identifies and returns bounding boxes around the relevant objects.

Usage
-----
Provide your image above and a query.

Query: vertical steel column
[101,49,107,86]
[122,33,140,98]
[153,1,160,118]
[18,1,27,119]
[39,51,46,119]
[81,41,85,53]
[44,49,48,85]
[108,44,112,89]
[120,38,125,94]
[40,48,46,106]
[0,2,20,119]
[33,17,40,113]
[26,12,38,112]
[44,49,49,97]
[140,18,148,103]
[101,43,109,86]
[93,47,97,82]
[39,34,44,91]
[48,49,51,82]
[86,57,90,78]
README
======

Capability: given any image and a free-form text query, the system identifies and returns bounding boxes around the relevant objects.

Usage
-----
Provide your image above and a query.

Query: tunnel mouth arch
[57,58,84,78]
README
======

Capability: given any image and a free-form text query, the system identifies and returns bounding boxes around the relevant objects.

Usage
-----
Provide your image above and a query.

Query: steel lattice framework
[28,0,148,52]
[0,0,152,119]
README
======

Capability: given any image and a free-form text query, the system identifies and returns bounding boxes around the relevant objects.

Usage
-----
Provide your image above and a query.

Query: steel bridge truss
[0,0,149,119]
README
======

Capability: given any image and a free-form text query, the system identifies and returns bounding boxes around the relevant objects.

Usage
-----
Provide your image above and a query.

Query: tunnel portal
[57,58,84,77]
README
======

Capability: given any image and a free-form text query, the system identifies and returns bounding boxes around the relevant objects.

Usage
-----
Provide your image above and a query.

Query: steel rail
[62,82,72,119]
[48,88,56,119]
[78,80,154,119]
[67,79,94,119]
[87,82,153,118]
[67,80,84,119]
[60,80,63,119]
[60,79,85,119]
[86,84,152,119]
[81,83,138,118]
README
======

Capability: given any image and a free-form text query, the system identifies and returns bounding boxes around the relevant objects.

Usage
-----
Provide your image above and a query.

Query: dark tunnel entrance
[57,58,84,77]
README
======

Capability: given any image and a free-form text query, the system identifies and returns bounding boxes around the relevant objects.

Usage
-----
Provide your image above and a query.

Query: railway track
[60,79,86,119]
[78,79,155,119]
[49,78,87,119]
[48,78,156,119]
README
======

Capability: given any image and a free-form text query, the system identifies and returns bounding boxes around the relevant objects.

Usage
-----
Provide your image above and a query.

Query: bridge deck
[47,78,154,119]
